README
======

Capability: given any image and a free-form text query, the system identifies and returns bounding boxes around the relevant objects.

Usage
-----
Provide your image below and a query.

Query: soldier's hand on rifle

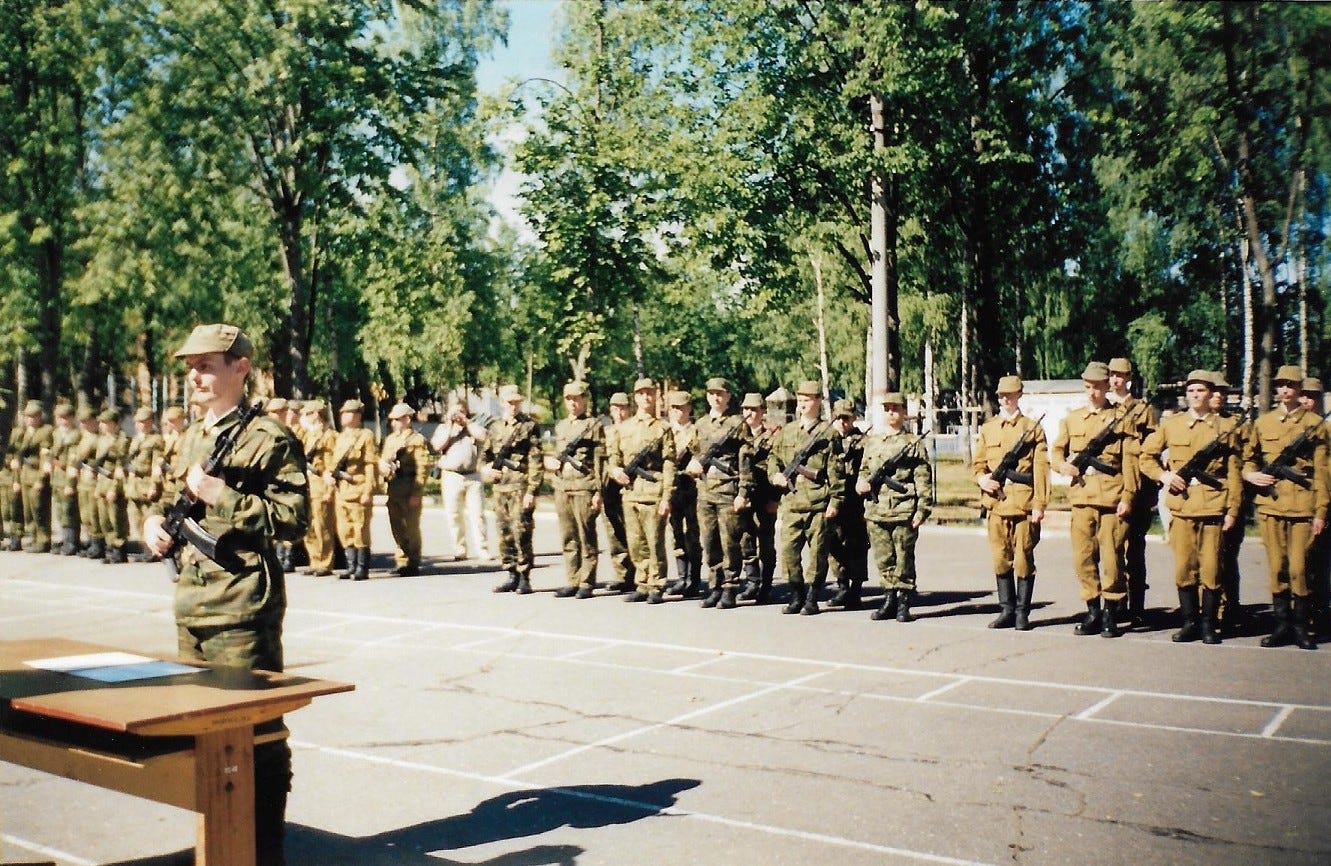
[733,494,748,513]
[911,513,925,529]
[855,478,872,496]
[611,468,631,487]
[542,454,561,472]
[685,458,704,477]
[186,464,226,506]
[481,465,501,483]
[142,514,173,556]
[378,459,394,476]
[1061,458,1081,479]
[977,473,1000,495]
[1243,469,1275,489]
[770,471,788,489]
[522,492,535,512]
[658,500,671,518]
[1115,499,1131,519]
[1159,471,1187,494]
[1222,514,1236,532]
[1030,508,1045,525]
[591,492,602,513]
[825,504,838,520]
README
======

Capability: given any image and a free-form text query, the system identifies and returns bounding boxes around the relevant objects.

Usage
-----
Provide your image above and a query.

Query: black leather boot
[800,584,821,615]
[1292,596,1318,650]
[701,584,723,608]
[782,582,807,615]
[1261,592,1293,647]
[1074,599,1102,636]
[1015,578,1035,631]
[84,538,105,560]
[666,558,689,595]
[516,573,533,594]
[1172,587,1201,642]
[717,587,738,609]
[989,573,1016,629]
[871,589,898,621]
[353,548,370,580]
[1201,588,1222,645]
[340,547,357,579]
[895,589,914,623]
[1100,601,1121,638]
[830,579,851,607]
[493,569,520,593]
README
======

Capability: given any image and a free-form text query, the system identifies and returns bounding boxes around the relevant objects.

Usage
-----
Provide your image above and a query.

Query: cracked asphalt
[2,505,1329,865]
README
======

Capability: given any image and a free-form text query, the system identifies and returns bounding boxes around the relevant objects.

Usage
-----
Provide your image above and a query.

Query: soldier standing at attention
[1299,378,1331,636]
[328,399,377,581]
[1053,362,1137,637]
[299,400,337,576]
[685,378,751,610]
[73,407,102,558]
[768,380,843,615]
[484,385,542,594]
[857,392,932,622]
[826,398,870,610]
[0,413,18,551]
[547,382,604,598]
[379,403,430,576]
[161,405,188,467]
[608,378,675,603]
[1140,370,1242,644]
[265,398,289,427]
[1243,364,1328,650]
[665,389,702,598]
[974,376,1049,630]
[14,400,54,552]
[1210,374,1250,633]
[264,398,298,571]
[124,407,165,562]
[93,409,131,563]
[1107,357,1158,628]
[738,393,779,604]
[601,392,635,592]
[142,323,308,866]
[49,403,82,555]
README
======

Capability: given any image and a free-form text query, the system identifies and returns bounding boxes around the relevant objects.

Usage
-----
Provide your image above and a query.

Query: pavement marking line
[915,676,972,702]
[0,833,99,866]
[1075,692,1123,721]
[557,643,621,660]
[291,740,997,866]
[501,670,833,779]
[1261,705,1295,738]
[668,655,729,674]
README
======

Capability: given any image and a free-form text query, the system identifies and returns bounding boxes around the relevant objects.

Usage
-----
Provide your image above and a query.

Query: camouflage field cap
[54,402,73,417]
[997,375,1023,394]
[498,384,524,402]
[562,382,588,398]
[1185,370,1215,387]
[1108,357,1133,375]
[633,377,656,393]
[387,402,414,420]
[609,392,630,407]
[22,399,43,417]
[287,399,303,413]
[340,399,365,414]
[1275,365,1305,385]
[879,391,906,406]
[1211,372,1231,391]
[162,405,186,421]
[76,406,96,422]
[740,392,764,410]
[705,377,732,393]
[97,408,119,423]
[301,399,326,415]
[796,380,822,397]
[1303,377,1323,394]
[831,398,857,418]
[134,407,154,422]
[173,323,253,359]
[1081,361,1110,382]
[667,390,692,407]
[267,397,289,412]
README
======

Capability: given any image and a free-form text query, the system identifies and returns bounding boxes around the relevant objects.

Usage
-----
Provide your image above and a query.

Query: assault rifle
[623,436,665,483]
[780,424,829,488]
[696,419,743,478]
[1253,409,1331,500]
[865,432,927,500]
[1067,408,1130,483]
[383,445,409,481]
[555,418,599,475]
[488,425,524,473]
[989,414,1046,494]
[162,401,264,581]
[1174,426,1231,499]
[80,461,114,479]
[330,452,354,483]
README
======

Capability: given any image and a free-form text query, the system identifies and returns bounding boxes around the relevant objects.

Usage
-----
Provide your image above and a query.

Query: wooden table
[0,638,353,865]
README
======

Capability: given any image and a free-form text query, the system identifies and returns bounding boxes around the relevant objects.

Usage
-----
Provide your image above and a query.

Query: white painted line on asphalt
[291,739,999,866]
[1261,705,1295,738]
[0,833,98,866]
[915,676,972,702]
[1075,692,1123,720]
[502,670,831,779]
[668,654,728,674]
[557,642,620,660]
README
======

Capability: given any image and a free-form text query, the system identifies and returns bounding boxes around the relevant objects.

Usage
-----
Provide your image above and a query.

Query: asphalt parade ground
[2,506,1330,866]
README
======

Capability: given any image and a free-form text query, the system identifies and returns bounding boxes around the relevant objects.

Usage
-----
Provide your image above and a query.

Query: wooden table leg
[193,728,255,866]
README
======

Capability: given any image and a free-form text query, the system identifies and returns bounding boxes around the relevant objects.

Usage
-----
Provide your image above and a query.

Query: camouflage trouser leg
[779,507,829,588]
[869,520,919,591]
[493,487,534,576]
[555,488,599,587]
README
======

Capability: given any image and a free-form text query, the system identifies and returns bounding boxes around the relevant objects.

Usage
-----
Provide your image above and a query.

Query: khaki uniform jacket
[1112,395,1159,495]
[303,427,337,475]
[124,431,165,502]
[859,428,932,524]
[483,414,542,496]
[550,414,604,493]
[1243,406,1330,520]
[380,428,431,494]
[331,427,378,501]
[50,424,83,488]
[689,411,752,503]
[13,423,53,472]
[1052,403,1138,509]
[153,409,309,627]
[745,425,780,507]
[1140,411,1241,519]
[767,417,842,514]
[973,412,1049,517]
[92,430,130,480]
[607,412,675,505]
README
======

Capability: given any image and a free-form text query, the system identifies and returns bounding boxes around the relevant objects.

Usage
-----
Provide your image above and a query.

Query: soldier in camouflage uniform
[73,407,102,557]
[142,323,308,866]
[379,402,431,576]
[737,392,779,604]
[684,378,751,610]
[14,400,54,552]
[483,385,543,594]
[0,413,18,550]
[49,402,83,555]
[826,398,870,610]
[767,380,843,615]
[607,377,676,603]
[857,392,932,622]
[124,407,165,561]
[329,399,378,581]
[546,382,604,597]
[665,389,702,597]
[93,409,131,563]
[601,392,635,592]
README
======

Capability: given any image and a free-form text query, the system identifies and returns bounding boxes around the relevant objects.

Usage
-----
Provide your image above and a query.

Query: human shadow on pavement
[105,842,583,866]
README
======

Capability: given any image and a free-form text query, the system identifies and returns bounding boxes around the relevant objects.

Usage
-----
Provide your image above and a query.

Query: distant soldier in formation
[1052,362,1137,638]
[433,399,487,561]
[1300,378,1331,634]
[600,392,635,591]
[14,400,54,552]
[1107,357,1158,627]
[858,392,931,622]
[547,382,604,598]
[685,378,751,610]
[93,409,131,563]
[380,403,431,576]
[73,407,102,558]
[1211,373,1251,632]
[329,399,377,580]
[0,412,18,550]
[1141,370,1242,644]
[608,378,676,603]
[737,392,779,604]
[826,398,870,610]
[300,400,337,576]
[49,403,82,555]
[484,385,542,594]
[124,407,165,562]
[1243,364,1328,650]
[768,380,842,615]
[665,389,702,598]
[974,375,1049,631]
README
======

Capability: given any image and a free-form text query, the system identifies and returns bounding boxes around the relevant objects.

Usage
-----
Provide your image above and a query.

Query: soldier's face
[340,410,360,428]
[136,419,152,434]
[24,414,40,428]
[565,394,587,416]
[390,416,411,432]
[503,399,521,418]
[1300,393,1318,411]
[742,405,764,427]
[1276,382,1299,405]
[1209,391,1225,412]
[997,391,1021,413]
[1185,383,1212,413]
[884,404,905,427]
[185,351,250,411]
[635,389,656,414]
[797,394,819,420]
[1108,372,1129,393]
[1083,378,1108,406]
[706,390,729,414]
[669,404,690,423]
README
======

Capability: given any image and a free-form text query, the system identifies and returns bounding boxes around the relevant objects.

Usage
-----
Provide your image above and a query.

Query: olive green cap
[666,390,691,407]
[609,392,630,407]
[766,386,791,403]
[1303,377,1323,394]
[134,407,154,422]
[1107,357,1133,374]
[1185,369,1215,387]
[740,392,764,409]
[704,377,731,393]
[1275,365,1305,385]
[54,402,73,417]
[796,380,822,397]
[879,391,906,406]
[1211,372,1231,391]
[266,397,288,412]
[97,409,119,423]
[173,323,253,359]
[997,375,1023,394]
[76,406,96,421]
[633,377,656,393]
[340,399,365,414]
[162,405,186,421]
[387,402,415,420]
[1081,361,1110,382]
[498,384,524,402]
[301,399,326,415]
[831,398,857,418]
[562,381,588,398]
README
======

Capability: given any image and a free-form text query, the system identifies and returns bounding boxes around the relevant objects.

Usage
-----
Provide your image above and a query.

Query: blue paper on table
[25,652,204,682]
